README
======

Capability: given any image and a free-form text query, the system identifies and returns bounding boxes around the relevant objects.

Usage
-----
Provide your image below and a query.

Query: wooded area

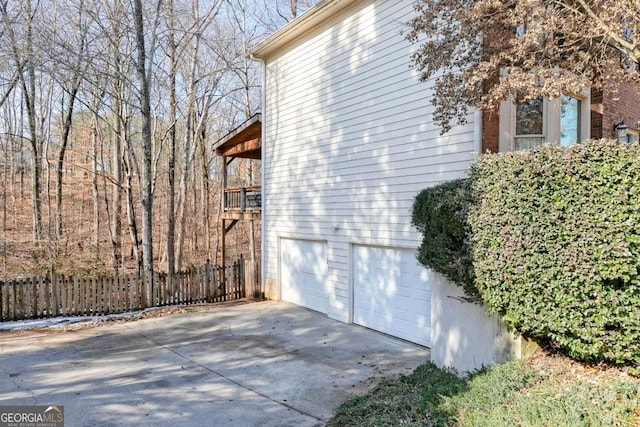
[0,0,314,280]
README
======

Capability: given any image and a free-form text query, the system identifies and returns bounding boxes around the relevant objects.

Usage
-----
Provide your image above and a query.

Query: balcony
[222,186,261,220]
[213,114,262,264]
[213,114,262,222]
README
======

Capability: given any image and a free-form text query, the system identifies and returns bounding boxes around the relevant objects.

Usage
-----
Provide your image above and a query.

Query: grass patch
[328,353,640,427]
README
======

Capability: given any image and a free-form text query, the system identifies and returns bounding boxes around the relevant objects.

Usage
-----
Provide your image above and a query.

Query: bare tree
[132,0,160,277]
[174,0,223,271]
[165,0,177,285]
[227,0,262,272]
[90,89,104,249]
[83,0,132,271]
[1,0,44,240]
[49,0,91,238]
[0,0,306,278]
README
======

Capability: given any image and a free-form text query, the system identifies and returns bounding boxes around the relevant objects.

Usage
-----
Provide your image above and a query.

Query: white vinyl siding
[261,0,475,323]
[280,238,329,314]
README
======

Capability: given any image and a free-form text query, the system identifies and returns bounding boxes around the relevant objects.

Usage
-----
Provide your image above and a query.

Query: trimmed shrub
[468,140,640,364]
[411,140,640,364]
[411,179,479,301]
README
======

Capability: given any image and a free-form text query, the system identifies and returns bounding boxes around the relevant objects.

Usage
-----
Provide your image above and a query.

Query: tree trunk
[198,117,211,262]
[175,115,195,272]
[91,99,100,250]
[166,0,177,289]
[55,86,79,238]
[112,92,124,271]
[124,147,142,274]
[133,0,154,276]
[175,34,200,272]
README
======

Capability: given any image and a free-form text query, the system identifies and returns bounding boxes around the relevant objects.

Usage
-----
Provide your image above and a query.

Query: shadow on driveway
[0,300,429,426]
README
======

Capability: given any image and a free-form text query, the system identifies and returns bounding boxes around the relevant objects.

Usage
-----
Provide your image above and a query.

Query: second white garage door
[280,238,329,314]
[353,245,432,346]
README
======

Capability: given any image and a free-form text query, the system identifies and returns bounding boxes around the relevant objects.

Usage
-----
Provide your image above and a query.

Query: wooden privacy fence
[0,258,258,322]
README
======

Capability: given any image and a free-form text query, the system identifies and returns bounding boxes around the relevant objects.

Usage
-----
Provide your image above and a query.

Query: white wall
[431,275,520,375]
[262,0,474,318]
[261,0,517,372]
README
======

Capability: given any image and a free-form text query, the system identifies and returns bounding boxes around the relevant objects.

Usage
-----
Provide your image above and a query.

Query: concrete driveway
[0,300,429,426]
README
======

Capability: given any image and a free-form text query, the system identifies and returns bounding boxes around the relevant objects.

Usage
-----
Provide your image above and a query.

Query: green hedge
[413,140,640,365]
[411,179,478,301]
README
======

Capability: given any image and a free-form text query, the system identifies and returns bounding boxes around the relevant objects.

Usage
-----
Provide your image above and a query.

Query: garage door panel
[389,295,429,314]
[281,239,328,314]
[353,245,431,346]
[357,301,428,324]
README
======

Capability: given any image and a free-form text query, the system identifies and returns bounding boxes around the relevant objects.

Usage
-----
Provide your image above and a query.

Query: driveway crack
[127,326,325,424]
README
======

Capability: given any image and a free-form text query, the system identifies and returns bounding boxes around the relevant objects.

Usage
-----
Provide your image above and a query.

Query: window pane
[514,136,544,151]
[516,98,543,135]
[560,96,580,146]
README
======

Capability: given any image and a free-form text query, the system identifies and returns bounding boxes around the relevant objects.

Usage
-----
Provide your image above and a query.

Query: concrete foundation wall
[430,274,520,375]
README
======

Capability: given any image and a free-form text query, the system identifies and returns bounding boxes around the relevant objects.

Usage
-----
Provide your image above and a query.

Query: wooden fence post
[244,260,254,299]
[221,264,226,301]
[59,275,66,317]
[52,273,59,317]
[23,278,30,319]
[204,262,210,302]
[129,273,136,311]
[140,274,145,309]
[10,281,16,321]
[239,256,245,298]
[85,277,91,316]
[44,276,50,318]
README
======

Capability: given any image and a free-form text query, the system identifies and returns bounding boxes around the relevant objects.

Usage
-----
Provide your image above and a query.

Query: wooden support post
[221,218,226,269]
[237,259,241,299]
[221,156,228,213]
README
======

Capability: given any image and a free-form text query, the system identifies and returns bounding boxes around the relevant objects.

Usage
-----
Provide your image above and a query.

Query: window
[560,95,581,147]
[515,97,544,150]
[499,91,590,152]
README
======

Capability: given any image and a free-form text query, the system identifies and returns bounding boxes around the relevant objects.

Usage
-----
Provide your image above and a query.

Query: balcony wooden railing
[223,186,261,213]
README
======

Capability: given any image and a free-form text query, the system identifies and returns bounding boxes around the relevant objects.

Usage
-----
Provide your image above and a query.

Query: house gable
[256,0,519,373]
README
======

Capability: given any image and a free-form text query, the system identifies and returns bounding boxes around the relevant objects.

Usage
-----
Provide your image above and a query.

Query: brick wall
[481,109,500,153]
[590,88,604,139]
[596,81,640,140]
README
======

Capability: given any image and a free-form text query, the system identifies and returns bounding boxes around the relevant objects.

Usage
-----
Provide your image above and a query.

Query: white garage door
[353,245,431,346]
[280,238,328,314]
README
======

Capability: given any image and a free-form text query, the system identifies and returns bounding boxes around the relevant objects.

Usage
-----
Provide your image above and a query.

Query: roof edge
[213,113,262,153]
[252,0,355,60]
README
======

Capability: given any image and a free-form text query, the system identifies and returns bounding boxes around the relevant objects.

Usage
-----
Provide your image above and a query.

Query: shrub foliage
[413,140,640,365]
[411,179,478,301]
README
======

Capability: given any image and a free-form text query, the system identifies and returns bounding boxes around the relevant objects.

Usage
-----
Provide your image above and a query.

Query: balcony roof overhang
[213,113,261,159]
